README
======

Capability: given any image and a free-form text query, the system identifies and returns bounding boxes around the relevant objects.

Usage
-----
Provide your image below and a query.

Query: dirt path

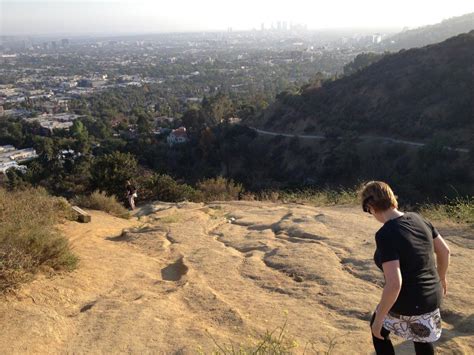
[0,202,472,354]
[249,127,470,153]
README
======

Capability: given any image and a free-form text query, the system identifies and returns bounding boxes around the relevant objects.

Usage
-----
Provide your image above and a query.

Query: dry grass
[72,190,130,219]
[201,319,298,355]
[245,188,359,207]
[197,177,244,202]
[200,319,343,354]
[0,187,78,293]
[159,214,182,224]
[419,196,474,226]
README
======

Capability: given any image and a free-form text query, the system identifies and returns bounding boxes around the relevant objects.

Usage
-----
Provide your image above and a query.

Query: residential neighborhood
[0,145,38,174]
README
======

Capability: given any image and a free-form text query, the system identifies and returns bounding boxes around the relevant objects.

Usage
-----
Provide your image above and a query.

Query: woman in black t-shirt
[360,181,450,355]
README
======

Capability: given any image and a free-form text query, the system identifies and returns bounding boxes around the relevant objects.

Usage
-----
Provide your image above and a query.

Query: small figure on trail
[126,180,137,210]
[360,181,450,355]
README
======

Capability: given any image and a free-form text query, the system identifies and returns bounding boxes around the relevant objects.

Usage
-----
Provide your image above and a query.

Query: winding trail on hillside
[249,127,470,154]
[0,202,472,354]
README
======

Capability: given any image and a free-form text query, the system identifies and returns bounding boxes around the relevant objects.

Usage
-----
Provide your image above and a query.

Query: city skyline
[1,0,474,35]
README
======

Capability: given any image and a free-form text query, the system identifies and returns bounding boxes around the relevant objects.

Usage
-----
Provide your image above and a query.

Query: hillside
[380,13,474,51]
[0,202,473,353]
[258,31,474,146]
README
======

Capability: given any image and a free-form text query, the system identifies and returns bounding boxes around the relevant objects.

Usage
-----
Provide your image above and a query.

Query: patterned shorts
[382,308,442,342]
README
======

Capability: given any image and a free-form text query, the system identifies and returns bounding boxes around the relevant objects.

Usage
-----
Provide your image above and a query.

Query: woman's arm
[433,235,450,295]
[372,260,402,339]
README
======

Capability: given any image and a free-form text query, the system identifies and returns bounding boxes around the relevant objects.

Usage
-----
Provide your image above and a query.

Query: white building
[9,148,38,162]
[0,145,37,174]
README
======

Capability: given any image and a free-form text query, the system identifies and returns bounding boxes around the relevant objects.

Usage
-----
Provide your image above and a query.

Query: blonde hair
[359,181,398,212]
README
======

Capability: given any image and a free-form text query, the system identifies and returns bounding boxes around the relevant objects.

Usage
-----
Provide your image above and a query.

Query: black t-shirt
[374,212,442,315]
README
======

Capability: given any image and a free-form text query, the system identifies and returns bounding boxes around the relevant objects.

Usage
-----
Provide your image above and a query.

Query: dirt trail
[249,127,470,153]
[0,202,472,354]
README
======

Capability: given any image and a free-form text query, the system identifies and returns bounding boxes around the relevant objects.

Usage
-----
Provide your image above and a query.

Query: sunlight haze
[2,0,474,35]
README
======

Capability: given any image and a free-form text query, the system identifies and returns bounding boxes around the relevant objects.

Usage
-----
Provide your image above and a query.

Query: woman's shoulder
[376,212,412,238]
[375,222,395,240]
[403,211,433,226]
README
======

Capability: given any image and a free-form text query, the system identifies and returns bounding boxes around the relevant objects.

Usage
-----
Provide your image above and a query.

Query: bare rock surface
[0,201,472,354]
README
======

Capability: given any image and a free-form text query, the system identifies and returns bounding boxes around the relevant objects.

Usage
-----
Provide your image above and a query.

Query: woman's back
[375,212,442,315]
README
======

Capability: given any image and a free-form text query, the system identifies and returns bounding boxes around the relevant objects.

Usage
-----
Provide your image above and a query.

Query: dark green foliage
[5,169,30,191]
[143,174,200,202]
[265,32,474,145]
[91,152,138,198]
[2,33,472,207]
[343,52,387,76]
[182,108,207,135]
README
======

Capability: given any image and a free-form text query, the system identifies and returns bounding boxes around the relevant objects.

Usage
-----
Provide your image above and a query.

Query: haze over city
[2,0,474,35]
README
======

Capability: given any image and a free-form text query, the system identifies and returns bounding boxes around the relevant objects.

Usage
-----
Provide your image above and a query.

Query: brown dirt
[0,201,472,354]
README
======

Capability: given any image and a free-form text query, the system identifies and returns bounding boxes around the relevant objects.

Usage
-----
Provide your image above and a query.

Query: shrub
[145,174,201,202]
[419,196,474,225]
[197,177,244,201]
[257,190,281,203]
[72,190,130,219]
[0,187,78,293]
[257,188,358,206]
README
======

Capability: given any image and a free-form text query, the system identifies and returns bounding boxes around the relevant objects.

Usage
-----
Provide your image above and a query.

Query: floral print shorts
[382,308,442,342]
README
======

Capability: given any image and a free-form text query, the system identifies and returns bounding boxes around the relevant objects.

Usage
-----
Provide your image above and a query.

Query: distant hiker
[126,180,137,210]
[360,181,450,355]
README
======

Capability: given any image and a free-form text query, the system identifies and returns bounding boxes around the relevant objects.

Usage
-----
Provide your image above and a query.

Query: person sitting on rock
[360,181,450,355]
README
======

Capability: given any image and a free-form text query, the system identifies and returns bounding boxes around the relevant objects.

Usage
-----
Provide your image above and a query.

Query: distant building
[167,127,189,146]
[0,145,37,174]
[372,34,382,44]
[227,117,242,125]
[185,97,202,104]
[0,145,15,154]
[0,161,22,174]
[8,148,38,162]
[2,108,30,118]
[30,113,80,135]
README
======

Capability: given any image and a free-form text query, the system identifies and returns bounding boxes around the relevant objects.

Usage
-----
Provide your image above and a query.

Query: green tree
[202,94,234,126]
[182,108,206,135]
[91,152,138,198]
[71,120,91,154]
[5,168,30,190]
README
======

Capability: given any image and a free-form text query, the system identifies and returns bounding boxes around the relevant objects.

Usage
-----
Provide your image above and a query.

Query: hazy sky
[1,0,473,35]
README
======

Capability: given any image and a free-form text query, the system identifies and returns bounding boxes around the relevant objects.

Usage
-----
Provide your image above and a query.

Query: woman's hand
[371,316,385,340]
[441,278,448,296]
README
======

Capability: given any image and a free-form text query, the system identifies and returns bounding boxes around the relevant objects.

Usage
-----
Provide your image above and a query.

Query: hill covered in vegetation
[380,13,474,51]
[259,31,474,147]
[2,33,472,206]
